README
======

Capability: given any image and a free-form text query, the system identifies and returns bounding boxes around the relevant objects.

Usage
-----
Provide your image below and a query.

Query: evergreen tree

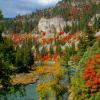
[71,22,77,33]
[94,17,100,31]
[0,38,15,88]
[77,36,89,57]
[0,10,4,33]
[50,45,54,55]
[0,32,3,42]
[15,40,34,73]
[41,46,47,57]
[0,10,3,20]
[63,46,70,67]
[0,60,12,88]
[64,25,71,33]
[15,47,23,72]
[56,45,62,55]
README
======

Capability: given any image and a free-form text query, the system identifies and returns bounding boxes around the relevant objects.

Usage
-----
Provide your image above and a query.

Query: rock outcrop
[38,17,66,33]
[88,14,100,26]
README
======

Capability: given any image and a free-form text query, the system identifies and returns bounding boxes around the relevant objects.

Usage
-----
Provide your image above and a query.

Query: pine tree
[64,25,71,33]
[0,59,12,88]
[15,47,23,72]
[63,46,70,67]
[50,45,54,55]
[0,10,4,33]
[15,41,34,73]
[0,10,3,20]
[56,45,62,55]
[0,38,15,88]
[0,32,3,42]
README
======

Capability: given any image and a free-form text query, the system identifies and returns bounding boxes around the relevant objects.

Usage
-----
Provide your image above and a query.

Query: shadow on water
[0,83,38,100]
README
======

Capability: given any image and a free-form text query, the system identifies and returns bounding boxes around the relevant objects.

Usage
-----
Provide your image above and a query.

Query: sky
[0,0,61,18]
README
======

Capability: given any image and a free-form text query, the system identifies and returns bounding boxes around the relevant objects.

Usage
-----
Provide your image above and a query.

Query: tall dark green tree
[0,10,3,20]
[0,60,12,88]
[15,40,34,73]
[50,45,54,55]
[0,32,3,42]
[0,38,15,88]
[0,10,4,35]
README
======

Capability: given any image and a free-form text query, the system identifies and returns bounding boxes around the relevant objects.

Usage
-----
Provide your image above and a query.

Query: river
[0,65,76,100]
[0,83,38,100]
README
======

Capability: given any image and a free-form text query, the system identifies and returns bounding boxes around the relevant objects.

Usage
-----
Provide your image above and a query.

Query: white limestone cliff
[38,17,66,33]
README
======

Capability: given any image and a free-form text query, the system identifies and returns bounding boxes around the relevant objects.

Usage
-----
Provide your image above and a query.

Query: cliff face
[38,17,66,33]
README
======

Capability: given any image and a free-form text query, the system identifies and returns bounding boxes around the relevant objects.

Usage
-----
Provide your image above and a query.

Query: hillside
[1,0,100,34]
[0,0,100,100]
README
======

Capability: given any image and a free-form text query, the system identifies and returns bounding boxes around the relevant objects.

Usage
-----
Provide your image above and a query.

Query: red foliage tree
[83,55,100,91]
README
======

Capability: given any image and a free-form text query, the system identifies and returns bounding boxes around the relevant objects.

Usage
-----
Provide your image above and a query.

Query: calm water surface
[0,66,75,100]
[0,83,38,100]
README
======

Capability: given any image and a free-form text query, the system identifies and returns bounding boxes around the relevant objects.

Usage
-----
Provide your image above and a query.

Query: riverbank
[11,61,56,85]
[0,69,38,89]
[11,71,39,85]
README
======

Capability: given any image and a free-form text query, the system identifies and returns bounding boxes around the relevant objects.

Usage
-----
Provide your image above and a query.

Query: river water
[0,77,68,100]
[0,65,75,100]
[0,83,38,100]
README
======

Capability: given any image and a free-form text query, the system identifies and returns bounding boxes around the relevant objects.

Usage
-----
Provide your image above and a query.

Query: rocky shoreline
[11,70,39,85]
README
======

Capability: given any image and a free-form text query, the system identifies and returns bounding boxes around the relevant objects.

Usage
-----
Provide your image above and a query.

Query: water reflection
[0,66,76,100]
[0,83,38,100]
